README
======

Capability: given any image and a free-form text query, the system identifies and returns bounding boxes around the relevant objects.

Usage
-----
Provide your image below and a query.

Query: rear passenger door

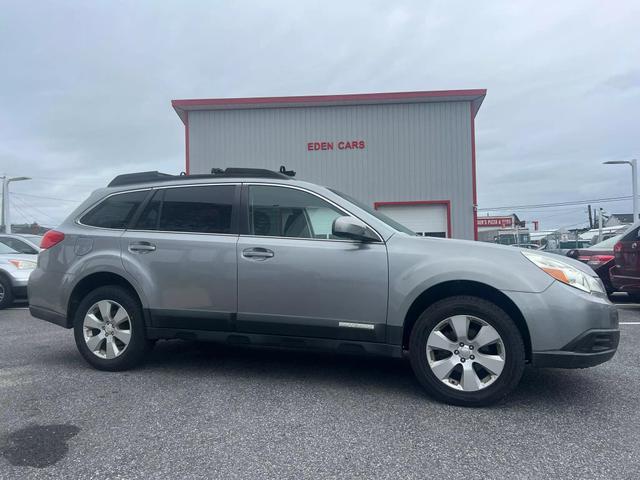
[121,184,239,331]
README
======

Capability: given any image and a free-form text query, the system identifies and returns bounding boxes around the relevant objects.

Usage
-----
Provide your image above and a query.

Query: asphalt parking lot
[1,304,639,479]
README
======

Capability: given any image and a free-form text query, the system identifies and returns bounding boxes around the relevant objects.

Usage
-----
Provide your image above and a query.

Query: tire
[73,285,152,371]
[0,276,14,310]
[409,296,525,407]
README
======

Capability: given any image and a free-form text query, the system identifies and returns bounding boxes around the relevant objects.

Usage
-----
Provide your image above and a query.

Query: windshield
[0,243,19,254]
[589,234,623,250]
[329,189,416,235]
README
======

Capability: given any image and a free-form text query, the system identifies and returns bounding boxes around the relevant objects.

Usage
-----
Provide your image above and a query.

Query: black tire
[73,285,152,371]
[409,296,525,407]
[0,276,14,310]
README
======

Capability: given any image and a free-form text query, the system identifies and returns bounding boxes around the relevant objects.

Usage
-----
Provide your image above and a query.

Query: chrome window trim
[75,183,240,233]
[243,182,385,243]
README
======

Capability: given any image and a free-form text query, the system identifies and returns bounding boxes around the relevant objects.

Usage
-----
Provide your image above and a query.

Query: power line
[478,195,632,211]
[11,195,60,224]
[12,192,83,203]
[9,199,33,224]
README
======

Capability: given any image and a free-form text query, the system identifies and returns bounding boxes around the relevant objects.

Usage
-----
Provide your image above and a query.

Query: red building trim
[184,111,190,175]
[373,200,452,238]
[470,104,478,240]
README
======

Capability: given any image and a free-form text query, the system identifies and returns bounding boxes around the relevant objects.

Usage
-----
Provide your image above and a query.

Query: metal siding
[188,101,474,239]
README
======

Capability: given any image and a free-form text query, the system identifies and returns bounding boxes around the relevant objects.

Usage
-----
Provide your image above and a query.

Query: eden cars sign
[307,140,366,151]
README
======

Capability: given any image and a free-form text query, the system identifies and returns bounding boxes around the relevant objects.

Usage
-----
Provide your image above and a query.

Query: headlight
[8,259,37,270]
[521,251,604,294]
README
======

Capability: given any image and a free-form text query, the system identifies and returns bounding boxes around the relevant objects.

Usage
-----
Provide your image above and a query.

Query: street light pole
[1,175,32,234]
[603,159,638,223]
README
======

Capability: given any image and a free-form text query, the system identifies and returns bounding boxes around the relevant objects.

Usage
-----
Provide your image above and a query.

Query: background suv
[29,168,619,406]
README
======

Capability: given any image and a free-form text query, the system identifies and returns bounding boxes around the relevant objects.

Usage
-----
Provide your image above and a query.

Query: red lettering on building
[308,140,366,151]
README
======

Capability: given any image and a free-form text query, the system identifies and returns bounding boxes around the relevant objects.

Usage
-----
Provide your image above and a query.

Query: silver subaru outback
[28,168,619,406]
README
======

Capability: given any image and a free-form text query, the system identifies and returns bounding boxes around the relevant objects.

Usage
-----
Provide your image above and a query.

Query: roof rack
[107,166,295,188]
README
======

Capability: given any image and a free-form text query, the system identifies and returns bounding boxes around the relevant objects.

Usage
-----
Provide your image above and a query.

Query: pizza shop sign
[307,140,366,151]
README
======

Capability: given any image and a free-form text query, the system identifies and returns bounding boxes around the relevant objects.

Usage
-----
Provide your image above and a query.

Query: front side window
[248,186,344,239]
[80,191,148,229]
[150,185,234,234]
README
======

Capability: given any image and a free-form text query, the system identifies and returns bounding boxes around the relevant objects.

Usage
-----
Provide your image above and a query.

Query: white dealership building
[172,89,485,240]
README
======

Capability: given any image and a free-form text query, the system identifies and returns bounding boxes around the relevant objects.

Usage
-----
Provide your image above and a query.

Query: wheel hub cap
[426,315,506,392]
[82,300,132,360]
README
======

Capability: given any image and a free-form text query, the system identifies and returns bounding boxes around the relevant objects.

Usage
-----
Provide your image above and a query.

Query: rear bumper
[609,267,640,293]
[532,328,620,368]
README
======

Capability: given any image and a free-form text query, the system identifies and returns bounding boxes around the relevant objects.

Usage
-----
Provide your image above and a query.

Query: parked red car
[567,234,621,295]
[610,224,640,301]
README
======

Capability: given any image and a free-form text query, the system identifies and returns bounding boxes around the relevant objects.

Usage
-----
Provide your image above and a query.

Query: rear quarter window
[80,191,148,229]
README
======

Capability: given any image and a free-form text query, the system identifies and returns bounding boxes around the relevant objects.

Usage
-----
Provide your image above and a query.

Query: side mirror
[332,216,379,242]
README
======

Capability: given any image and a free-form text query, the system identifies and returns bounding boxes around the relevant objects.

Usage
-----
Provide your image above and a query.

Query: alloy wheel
[426,315,505,392]
[83,300,132,359]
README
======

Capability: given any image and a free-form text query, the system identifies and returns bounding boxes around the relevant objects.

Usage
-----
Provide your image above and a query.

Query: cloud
[0,0,639,230]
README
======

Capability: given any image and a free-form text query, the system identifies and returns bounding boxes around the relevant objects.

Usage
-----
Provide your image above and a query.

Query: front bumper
[532,328,620,368]
[505,281,619,368]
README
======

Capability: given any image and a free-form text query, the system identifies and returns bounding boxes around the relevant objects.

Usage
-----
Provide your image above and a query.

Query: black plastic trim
[145,327,402,358]
[29,305,72,329]
[12,286,28,299]
[532,328,620,369]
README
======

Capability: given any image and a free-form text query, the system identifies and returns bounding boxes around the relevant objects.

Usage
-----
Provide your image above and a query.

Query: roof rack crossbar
[107,167,295,187]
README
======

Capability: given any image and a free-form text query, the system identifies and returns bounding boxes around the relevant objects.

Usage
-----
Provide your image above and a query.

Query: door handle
[242,247,274,260]
[128,241,156,253]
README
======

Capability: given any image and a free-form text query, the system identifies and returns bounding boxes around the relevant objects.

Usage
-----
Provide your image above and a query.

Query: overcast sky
[1,0,639,230]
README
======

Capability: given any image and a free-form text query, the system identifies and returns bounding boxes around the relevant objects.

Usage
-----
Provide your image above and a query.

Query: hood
[391,234,598,276]
[0,252,38,264]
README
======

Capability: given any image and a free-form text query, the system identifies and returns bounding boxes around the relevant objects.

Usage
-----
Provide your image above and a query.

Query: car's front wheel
[409,296,525,407]
[73,286,152,371]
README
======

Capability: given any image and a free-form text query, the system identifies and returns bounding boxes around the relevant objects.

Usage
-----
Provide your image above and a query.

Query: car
[567,234,622,295]
[28,168,619,406]
[0,242,37,309]
[0,233,41,255]
[610,222,640,301]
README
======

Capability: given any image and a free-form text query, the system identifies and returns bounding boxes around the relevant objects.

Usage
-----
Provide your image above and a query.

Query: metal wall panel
[188,101,474,239]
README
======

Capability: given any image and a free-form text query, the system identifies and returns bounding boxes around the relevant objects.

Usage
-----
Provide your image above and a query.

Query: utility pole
[1,175,32,234]
[588,204,593,229]
[598,208,603,244]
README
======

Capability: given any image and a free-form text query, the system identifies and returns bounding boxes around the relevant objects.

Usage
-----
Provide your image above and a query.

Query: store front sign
[307,140,366,151]
[477,217,513,228]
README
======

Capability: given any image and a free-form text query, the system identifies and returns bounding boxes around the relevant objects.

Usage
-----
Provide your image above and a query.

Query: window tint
[80,191,148,229]
[135,190,163,230]
[157,186,234,233]
[249,186,344,239]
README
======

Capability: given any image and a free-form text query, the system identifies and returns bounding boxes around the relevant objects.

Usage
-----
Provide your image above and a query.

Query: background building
[172,89,485,240]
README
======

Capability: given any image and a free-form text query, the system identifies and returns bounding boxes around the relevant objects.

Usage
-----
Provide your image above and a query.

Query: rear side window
[141,185,234,234]
[80,191,148,229]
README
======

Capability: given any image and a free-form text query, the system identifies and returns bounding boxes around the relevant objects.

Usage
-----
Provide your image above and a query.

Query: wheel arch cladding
[67,272,144,325]
[402,280,532,361]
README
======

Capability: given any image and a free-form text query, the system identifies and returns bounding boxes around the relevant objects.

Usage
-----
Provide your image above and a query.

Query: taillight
[587,255,614,267]
[614,242,623,253]
[40,230,65,249]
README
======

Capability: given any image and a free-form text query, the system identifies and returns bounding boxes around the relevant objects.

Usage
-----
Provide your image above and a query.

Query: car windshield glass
[0,243,19,254]
[589,234,622,250]
[329,189,416,235]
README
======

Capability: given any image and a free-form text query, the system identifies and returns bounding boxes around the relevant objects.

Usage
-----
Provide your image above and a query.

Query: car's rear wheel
[409,296,525,407]
[73,286,151,371]
[0,276,13,310]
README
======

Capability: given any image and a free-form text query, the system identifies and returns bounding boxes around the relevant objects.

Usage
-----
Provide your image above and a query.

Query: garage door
[376,203,449,238]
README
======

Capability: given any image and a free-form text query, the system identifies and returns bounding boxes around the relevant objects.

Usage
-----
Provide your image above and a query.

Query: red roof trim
[172,89,485,110]
[470,104,478,241]
[373,200,452,239]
